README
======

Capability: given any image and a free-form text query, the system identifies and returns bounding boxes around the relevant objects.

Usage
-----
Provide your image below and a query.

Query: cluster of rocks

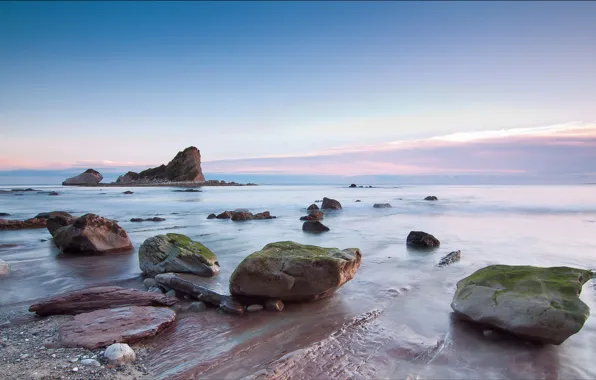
[0,211,74,231]
[207,210,276,221]
[349,184,374,188]
[298,197,342,233]
[130,217,165,222]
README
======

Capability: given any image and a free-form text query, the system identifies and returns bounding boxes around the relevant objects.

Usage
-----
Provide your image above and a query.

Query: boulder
[139,233,220,277]
[451,265,593,345]
[216,211,233,219]
[302,221,330,233]
[29,286,178,316]
[62,169,103,186]
[406,231,440,248]
[206,213,217,219]
[47,215,76,237]
[59,306,176,349]
[104,343,136,365]
[306,204,319,211]
[232,211,254,221]
[154,272,228,306]
[0,217,47,230]
[300,210,324,221]
[424,196,438,201]
[438,250,461,267]
[53,213,133,254]
[229,241,362,302]
[321,197,342,210]
[373,203,392,208]
[0,259,10,276]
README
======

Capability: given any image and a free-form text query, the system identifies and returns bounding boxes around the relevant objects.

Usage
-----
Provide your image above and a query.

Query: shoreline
[62,181,258,188]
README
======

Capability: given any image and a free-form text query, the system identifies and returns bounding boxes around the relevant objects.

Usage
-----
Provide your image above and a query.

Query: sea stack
[62,169,103,186]
[116,146,205,184]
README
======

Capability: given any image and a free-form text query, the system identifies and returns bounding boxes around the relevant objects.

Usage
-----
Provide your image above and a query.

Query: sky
[1,1,595,181]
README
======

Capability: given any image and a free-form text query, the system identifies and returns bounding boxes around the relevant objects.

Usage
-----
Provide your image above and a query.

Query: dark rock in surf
[216,211,233,219]
[231,211,254,221]
[123,191,134,195]
[306,204,319,211]
[48,191,60,196]
[406,231,440,248]
[424,196,438,201]
[373,203,392,208]
[349,184,357,188]
[355,200,361,202]
[321,197,342,210]
[302,221,330,233]
[300,210,324,221]
[29,286,177,316]
[0,217,47,230]
[0,213,10,217]
[219,296,244,315]
[206,213,217,219]
[130,217,165,222]
[47,215,76,237]
[173,189,201,192]
[35,211,72,219]
[438,250,461,267]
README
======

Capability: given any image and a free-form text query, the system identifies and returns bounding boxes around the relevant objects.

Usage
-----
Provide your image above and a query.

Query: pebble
[143,278,156,289]
[188,301,207,312]
[104,343,136,365]
[20,354,29,359]
[80,358,101,367]
[165,289,177,297]
[72,367,78,372]
[264,299,284,312]
[247,304,264,312]
[483,329,493,337]
[69,357,79,362]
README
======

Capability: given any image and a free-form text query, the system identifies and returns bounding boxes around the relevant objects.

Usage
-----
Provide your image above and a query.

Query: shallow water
[1,184,596,379]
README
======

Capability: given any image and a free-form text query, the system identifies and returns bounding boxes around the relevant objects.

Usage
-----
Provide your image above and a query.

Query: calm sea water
[1,184,596,379]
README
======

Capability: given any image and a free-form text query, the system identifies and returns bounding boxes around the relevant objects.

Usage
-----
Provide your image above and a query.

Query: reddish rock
[321,197,342,210]
[29,286,178,316]
[300,210,324,221]
[302,221,330,233]
[59,306,176,349]
[216,211,233,219]
[47,215,76,236]
[0,217,47,230]
[306,204,319,211]
[231,211,254,221]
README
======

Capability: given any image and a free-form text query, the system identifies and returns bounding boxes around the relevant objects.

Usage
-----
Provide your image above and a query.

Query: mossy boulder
[229,241,362,302]
[451,265,593,345]
[139,233,219,277]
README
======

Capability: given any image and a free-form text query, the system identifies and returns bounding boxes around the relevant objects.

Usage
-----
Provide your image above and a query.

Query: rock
[11,188,38,191]
[300,210,324,221]
[59,306,176,349]
[118,146,205,184]
[254,211,275,220]
[306,204,319,211]
[148,287,164,294]
[130,217,165,222]
[35,211,72,219]
[123,191,134,195]
[349,184,357,188]
[232,211,254,221]
[373,203,392,208]
[0,259,10,276]
[130,218,144,222]
[165,289,177,297]
[0,213,11,216]
[451,265,593,345]
[29,286,178,316]
[321,197,342,210]
[103,343,136,365]
[219,297,244,315]
[53,213,133,254]
[0,217,47,230]
[188,301,207,312]
[438,250,461,267]
[424,196,438,201]
[80,358,100,367]
[48,191,60,196]
[406,231,440,248]
[139,233,220,277]
[355,200,361,202]
[216,211,233,219]
[230,241,362,302]
[206,213,216,219]
[315,199,322,203]
[265,299,284,312]
[247,304,264,312]
[302,221,330,233]
[173,189,201,192]
[47,215,76,237]
[143,278,157,289]
[154,272,228,306]
[62,169,103,186]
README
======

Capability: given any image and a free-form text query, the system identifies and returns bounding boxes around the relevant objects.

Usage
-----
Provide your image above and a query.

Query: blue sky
[1,1,595,177]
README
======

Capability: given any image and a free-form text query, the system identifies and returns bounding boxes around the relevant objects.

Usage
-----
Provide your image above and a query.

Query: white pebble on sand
[72,367,78,372]
[104,343,136,365]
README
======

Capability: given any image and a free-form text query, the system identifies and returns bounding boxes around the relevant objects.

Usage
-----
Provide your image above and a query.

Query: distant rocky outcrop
[116,146,205,184]
[62,169,103,186]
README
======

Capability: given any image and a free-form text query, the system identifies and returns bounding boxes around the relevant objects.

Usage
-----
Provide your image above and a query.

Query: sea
[1,184,595,379]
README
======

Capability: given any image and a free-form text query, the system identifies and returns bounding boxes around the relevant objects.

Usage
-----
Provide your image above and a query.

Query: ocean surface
[1,184,596,379]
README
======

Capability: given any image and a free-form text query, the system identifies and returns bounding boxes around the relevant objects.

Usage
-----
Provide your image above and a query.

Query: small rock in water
[355,200,361,202]
[406,231,440,248]
[123,191,134,194]
[104,343,136,365]
[437,250,461,267]
[165,289,177,298]
[20,354,29,359]
[247,304,264,312]
[373,203,392,208]
[302,221,330,233]
[206,213,216,219]
[424,196,438,201]
[265,299,284,312]
[188,301,207,312]
[80,358,101,367]
[143,278,157,289]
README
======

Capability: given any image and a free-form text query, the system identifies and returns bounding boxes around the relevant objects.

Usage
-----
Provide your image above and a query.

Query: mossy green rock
[451,265,593,345]
[229,241,362,302]
[139,233,219,277]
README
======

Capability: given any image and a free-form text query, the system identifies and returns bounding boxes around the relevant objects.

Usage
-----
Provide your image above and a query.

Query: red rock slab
[29,286,178,316]
[59,306,176,349]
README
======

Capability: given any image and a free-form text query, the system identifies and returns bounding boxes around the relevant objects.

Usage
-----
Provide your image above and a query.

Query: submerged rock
[29,286,177,316]
[451,265,593,345]
[48,191,60,196]
[123,191,134,195]
[0,259,10,276]
[143,278,157,289]
[424,196,438,201]
[406,231,440,248]
[188,301,208,312]
[321,197,342,210]
[139,233,220,277]
[104,343,136,365]
[373,203,392,208]
[59,306,176,349]
[62,169,103,186]
[230,241,362,302]
[302,221,330,233]
[438,250,461,267]
[53,213,133,254]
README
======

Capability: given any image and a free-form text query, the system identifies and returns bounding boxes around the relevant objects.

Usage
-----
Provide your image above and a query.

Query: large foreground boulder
[53,213,133,254]
[59,306,176,349]
[321,197,342,210]
[406,231,440,248]
[62,169,103,186]
[230,241,362,302]
[451,265,593,345]
[47,214,76,236]
[139,233,220,277]
[29,286,178,316]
